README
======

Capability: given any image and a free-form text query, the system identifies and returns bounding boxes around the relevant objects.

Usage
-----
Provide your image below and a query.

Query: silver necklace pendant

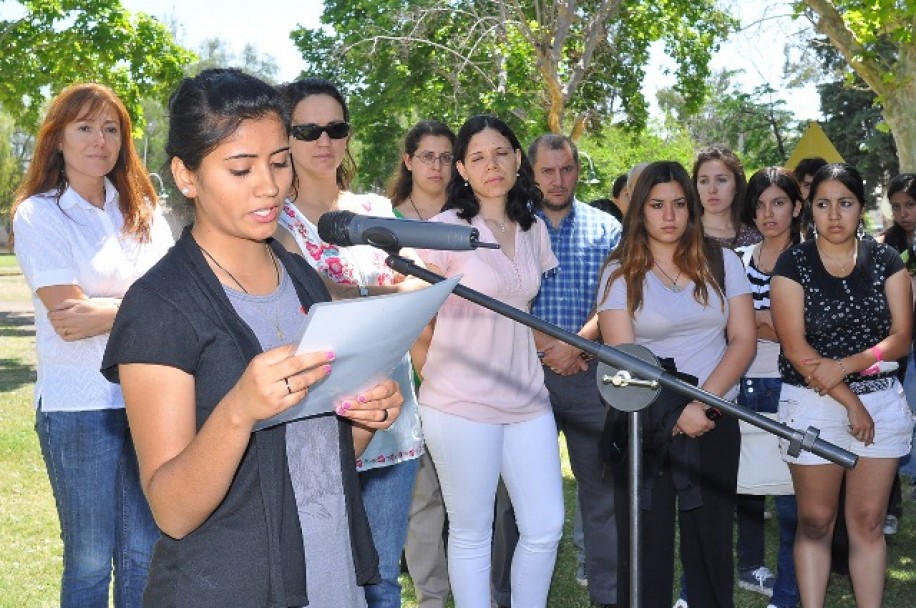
[669,284,681,293]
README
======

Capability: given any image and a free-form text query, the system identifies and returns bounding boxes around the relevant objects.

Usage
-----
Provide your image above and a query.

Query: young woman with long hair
[771,163,914,607]
[388,119,455,220]
[693,145,761,248]
[385,119,457,608]
[597,160,755,608]
[11,82,174,607]
[101,69,402,607]
[732,167,805,607]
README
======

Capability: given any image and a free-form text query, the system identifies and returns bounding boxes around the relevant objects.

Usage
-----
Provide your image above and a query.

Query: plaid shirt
[532,200,622,333]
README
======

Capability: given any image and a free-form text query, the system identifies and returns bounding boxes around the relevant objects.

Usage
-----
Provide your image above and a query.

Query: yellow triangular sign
[785,122,845,170]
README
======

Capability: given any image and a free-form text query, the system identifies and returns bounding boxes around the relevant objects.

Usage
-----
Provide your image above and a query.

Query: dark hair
[167,68,288,191]
[888,173,916,201]
[742,167,803,246]
[279,77,356,191]
[527,133,579,168]
[590,198,623,222]
[793,157,828,182]
[881,173,916,256]
[386,119,455,206]
[612,173,629,198]
[692,145,748,245]
[600,161,723,314]
[443,114,541,231]
[809,163,866,210]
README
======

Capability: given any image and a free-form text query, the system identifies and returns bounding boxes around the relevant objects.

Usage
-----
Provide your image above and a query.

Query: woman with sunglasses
[274,77,425,608]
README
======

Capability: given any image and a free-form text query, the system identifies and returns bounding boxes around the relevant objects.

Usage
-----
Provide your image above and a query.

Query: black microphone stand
[385,251,857,608]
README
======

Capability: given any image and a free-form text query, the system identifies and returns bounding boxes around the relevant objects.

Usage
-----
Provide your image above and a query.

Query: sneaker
[883,514,899,535]
[576,561,588,586]
[737,566,775,597]
[672,599,689,608]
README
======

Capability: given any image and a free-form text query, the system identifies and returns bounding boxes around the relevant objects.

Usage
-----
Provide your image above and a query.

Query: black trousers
[615,415,740,608]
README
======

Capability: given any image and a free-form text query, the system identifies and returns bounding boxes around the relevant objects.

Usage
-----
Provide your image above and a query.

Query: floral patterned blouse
[279,192,423,471]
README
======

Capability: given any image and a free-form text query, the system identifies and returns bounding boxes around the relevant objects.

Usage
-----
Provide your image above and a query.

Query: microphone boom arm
[387,253,857,469]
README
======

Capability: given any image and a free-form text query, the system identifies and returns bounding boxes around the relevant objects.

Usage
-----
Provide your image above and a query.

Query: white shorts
[778,381,914,465]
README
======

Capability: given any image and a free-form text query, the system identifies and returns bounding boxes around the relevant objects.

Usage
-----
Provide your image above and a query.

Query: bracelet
[869,345,883,363]
[837,359,850,376]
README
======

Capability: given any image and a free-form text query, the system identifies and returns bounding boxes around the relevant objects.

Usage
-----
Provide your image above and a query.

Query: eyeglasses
[290,122,351,142]
[413,152,454,166]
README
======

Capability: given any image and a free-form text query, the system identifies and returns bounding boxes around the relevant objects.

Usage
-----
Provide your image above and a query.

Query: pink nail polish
[341,400,352,411]
[323,364,332,375]
[326,351,336,361]
[357,394,367,403]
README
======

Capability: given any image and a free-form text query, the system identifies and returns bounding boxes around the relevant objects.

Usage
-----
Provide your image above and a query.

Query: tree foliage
[796,0,916,171]
[658,70,800,171]
[290,0,734,189]
[809,41,899,202]
[576,121,697,202]
[0,0,195,131]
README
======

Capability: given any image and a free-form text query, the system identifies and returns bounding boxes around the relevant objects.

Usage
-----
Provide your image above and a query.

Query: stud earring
[857,220,866,240]
[181,188,190,196]
[464,181,469,188]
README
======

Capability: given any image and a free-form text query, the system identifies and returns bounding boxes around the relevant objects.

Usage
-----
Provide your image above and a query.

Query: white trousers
[419,407,564,608]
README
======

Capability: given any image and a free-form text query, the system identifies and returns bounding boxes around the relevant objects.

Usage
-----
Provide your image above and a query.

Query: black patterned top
[705,223,762,249]
[772,238,904,394]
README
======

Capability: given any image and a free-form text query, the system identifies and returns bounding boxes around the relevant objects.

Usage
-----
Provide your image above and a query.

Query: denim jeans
[360,457,420,608]
[36,407,159,608]
[900,350,916,479]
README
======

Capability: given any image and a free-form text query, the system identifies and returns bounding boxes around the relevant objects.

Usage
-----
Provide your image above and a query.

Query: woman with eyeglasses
[274,77,425,608]
[389,120,455,221]
[386,119,456,608]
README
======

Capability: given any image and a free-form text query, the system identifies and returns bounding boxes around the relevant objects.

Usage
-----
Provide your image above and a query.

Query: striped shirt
[532,200,622,333]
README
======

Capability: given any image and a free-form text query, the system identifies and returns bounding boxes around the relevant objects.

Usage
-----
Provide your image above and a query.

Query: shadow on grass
[0,357,35,391]
[0,310,35,338]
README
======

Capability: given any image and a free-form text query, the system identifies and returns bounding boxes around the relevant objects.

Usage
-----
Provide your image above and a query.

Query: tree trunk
[883,45,916,172]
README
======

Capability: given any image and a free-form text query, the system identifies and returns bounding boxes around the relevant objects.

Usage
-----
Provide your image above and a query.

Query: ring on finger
[380,408,389,422]
[284,377,292,395]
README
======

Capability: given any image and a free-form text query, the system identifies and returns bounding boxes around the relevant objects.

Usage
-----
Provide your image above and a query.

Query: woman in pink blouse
[417,114,563,608]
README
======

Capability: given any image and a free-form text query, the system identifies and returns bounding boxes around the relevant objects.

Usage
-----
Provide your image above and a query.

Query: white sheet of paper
[254,275,460,430]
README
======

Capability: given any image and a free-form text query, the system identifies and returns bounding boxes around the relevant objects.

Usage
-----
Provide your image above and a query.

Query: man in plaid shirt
[492,134,622,608]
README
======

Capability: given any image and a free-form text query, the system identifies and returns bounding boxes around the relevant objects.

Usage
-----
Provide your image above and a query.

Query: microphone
[316,210,500,251]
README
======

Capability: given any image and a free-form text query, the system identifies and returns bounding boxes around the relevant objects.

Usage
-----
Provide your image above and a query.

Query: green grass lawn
[1,264,914,606]
[0,253,20,270]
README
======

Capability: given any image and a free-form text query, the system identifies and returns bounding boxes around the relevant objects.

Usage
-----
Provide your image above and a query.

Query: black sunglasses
[290,122,351,142]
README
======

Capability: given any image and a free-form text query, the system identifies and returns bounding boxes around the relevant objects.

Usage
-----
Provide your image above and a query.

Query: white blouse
[13,179,174,412]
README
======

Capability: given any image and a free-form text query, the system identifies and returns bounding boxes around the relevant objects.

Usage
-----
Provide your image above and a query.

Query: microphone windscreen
[317,210,356,246]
